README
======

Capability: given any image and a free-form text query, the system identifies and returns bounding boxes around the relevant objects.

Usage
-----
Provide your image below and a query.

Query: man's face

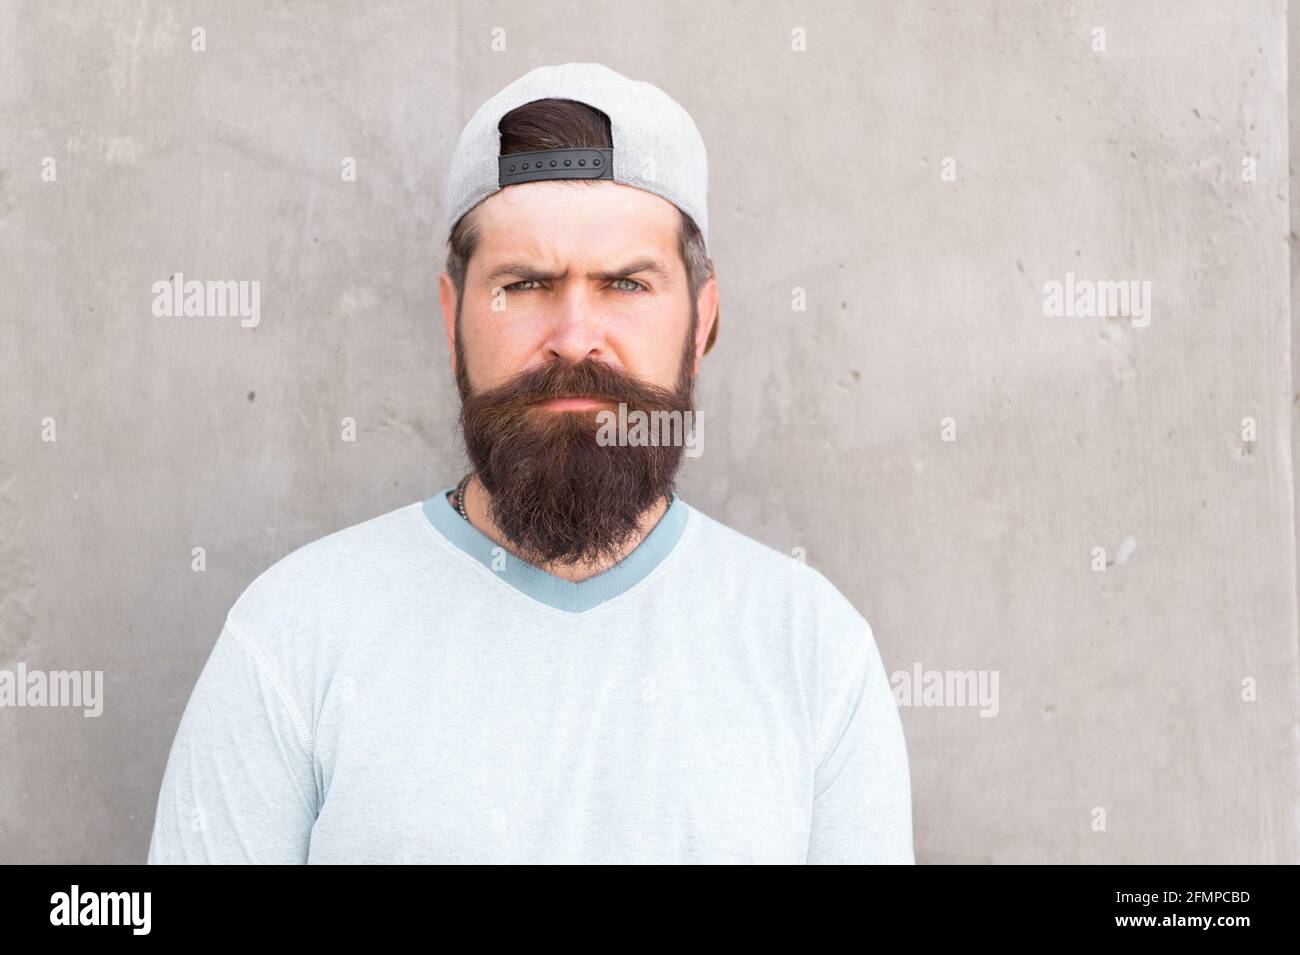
[438,180,717,566]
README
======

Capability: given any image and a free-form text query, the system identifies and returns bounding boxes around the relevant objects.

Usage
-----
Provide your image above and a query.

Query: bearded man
[147,63,914,865]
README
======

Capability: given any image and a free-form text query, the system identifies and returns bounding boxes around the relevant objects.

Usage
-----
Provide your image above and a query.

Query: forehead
[473,180,681,268]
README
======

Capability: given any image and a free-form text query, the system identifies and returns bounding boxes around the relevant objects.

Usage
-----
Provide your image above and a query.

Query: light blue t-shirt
[147,488,915,864]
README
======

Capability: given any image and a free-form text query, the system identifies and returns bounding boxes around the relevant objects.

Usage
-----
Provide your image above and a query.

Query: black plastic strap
[498,148,613,186]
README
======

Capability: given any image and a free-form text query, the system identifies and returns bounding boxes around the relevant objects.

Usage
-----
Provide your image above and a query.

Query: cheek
[460,307,537,387]
[609,309,692,384]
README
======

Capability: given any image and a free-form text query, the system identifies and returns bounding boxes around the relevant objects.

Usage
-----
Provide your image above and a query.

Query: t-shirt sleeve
[146,621,318,863]
[807,618,915,864]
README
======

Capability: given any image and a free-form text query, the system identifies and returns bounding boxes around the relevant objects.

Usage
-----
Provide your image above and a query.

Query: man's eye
[611,278,647,294]
[505,280,543,292]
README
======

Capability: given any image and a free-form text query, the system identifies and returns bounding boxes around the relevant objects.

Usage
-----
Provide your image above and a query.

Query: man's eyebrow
[588,258,671,282]
[484,263,568,284]
[483,258,670,285]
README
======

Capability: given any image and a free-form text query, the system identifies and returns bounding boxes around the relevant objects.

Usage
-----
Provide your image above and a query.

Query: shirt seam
[410,501,697,619]
[224,616,316,758]
[813,625,873,778]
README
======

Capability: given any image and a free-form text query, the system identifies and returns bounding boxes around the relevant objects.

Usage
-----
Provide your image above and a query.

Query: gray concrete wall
[1,0,1296,863]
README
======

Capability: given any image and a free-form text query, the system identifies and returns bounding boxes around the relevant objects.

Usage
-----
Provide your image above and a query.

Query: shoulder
[678,499,889,732]
[224,499,429,644]
[679,500,876,642]
[676,504,868,623]
[680,502,806,574]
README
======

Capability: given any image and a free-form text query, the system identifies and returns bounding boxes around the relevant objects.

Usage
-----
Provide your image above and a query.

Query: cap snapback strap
[498,148,613,187]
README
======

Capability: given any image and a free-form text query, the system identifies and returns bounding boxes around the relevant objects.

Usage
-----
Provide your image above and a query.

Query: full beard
[456,327,696,568]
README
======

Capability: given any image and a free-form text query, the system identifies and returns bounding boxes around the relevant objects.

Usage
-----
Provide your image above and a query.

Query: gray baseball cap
[445,62,710,250]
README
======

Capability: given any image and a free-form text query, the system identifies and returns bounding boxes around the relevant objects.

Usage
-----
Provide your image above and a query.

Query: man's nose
[541,285,607,364]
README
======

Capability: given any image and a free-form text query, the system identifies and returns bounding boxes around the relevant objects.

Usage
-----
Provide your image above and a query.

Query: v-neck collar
[419,484,689,613]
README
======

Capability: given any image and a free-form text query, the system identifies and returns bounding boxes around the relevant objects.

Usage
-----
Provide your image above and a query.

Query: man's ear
[438,271,458,375]
[692,269,719,376]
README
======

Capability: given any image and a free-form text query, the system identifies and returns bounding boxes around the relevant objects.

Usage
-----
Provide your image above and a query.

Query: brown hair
[445,97,718,355]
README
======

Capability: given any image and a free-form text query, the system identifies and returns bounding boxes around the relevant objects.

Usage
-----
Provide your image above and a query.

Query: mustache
[462,358,686,414]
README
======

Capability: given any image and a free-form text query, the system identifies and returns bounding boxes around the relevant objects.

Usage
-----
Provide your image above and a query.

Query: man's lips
[532,395,615,412]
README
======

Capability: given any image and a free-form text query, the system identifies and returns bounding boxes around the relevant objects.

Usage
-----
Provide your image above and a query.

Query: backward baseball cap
[445,61,711,251]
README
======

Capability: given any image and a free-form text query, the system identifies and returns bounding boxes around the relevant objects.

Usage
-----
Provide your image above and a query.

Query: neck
[455,474,669,582]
